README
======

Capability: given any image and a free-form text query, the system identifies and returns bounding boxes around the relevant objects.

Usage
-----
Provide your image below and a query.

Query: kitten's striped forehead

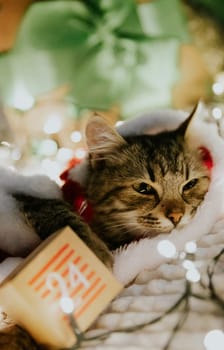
[87,123,209,249]
[148,151,188,179]
[130,134,187,178]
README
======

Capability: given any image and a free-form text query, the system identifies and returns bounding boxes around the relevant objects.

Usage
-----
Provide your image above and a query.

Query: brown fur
[0,325,49,350]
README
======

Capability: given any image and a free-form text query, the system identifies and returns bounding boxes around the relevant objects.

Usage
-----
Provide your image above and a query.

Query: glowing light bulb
[12,87,34,111]
[185,241,197,254]
[157,240,177,258]
[212,107,222,120]
[43,114,62,134]
[179,251,186,260]
[204,329,224,350]
[75,148,86,159]
[70,131,82,143]
[39,139,58,156]
[182,259,195,270]
[57,148,73,162]
[115,121,124,127]
[60,297,74,314]
[185,268,200,283]
[1,141,11,148]
[11,148,22,161]
[212,82,224,95]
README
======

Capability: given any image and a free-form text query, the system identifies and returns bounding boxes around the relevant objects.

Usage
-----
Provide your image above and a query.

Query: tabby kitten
[0,107,210,350]
[14,107,210,256]
[85,108,210,250]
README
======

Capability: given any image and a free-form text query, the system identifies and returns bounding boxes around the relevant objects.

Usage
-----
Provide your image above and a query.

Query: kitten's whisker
[102,222,138,231]
[100,221,146,237]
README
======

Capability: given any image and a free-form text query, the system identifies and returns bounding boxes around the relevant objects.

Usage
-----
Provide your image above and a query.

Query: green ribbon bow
[0,0,189,117]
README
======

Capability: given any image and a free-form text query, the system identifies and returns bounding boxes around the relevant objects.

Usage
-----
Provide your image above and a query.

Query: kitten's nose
[167,211,183,225]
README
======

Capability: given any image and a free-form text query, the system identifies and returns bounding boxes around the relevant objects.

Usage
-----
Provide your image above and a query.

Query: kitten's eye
[133,182,156,195]
[183,178,198,192]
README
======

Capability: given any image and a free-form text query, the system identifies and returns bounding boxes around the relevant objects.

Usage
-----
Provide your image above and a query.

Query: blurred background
[0,0,223,181]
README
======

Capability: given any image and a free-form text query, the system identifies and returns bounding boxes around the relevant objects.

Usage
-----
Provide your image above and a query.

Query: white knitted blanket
[80,223,224,350]
[1,105,224,350]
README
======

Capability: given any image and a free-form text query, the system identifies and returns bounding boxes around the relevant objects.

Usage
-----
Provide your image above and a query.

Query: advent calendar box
[0,226,122,348]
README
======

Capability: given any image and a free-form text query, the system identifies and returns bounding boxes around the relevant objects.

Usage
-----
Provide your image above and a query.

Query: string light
[184,241,197,254]
[11,148,22,161]
[179,251,186,260]
[182,256,201,283]
[60,297,75,314]
[0,142,22,165]
[38,139,58,157]
[59,298,84,348]
[182,259,195,270]
[212,73,224,96]
[157,240,177,258]
[70,131,82,143]
[212,107,222,120]
[56,148,74,162]
[115,121,124,127]
[0,141,11,148]
[11,85,34,111]
[75,148,86,159]
[204,329,224,350]
[185,268,200,283]
[43,114,62,134]
[55,249,224,349]
[212,82,224,95]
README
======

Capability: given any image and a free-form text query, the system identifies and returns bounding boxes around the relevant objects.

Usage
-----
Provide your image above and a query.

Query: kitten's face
[85,112,210,249]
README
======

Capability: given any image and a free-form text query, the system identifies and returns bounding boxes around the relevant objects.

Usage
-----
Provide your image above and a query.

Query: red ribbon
[60,159,93,224]
[200,146,213,170]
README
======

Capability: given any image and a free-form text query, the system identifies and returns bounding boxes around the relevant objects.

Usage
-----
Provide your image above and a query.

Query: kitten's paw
[87,236,114,270]
[0,325,46,350]
[97,247,114,270]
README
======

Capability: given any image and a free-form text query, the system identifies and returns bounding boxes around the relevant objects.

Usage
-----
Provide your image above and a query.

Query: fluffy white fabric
[0,168,62,256]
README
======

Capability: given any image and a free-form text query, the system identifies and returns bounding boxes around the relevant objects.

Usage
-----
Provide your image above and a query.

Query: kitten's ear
[177,102,200,137]
[85,114,126,159]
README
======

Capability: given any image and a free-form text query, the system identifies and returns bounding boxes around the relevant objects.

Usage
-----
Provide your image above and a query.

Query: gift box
[0,226,122,348]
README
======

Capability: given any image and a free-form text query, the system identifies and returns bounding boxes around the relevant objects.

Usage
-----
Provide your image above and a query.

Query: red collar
[200,146,213,170]
[60,163,93,224]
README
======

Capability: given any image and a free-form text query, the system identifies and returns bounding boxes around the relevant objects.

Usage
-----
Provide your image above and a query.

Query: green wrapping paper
[0,0,189,117]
